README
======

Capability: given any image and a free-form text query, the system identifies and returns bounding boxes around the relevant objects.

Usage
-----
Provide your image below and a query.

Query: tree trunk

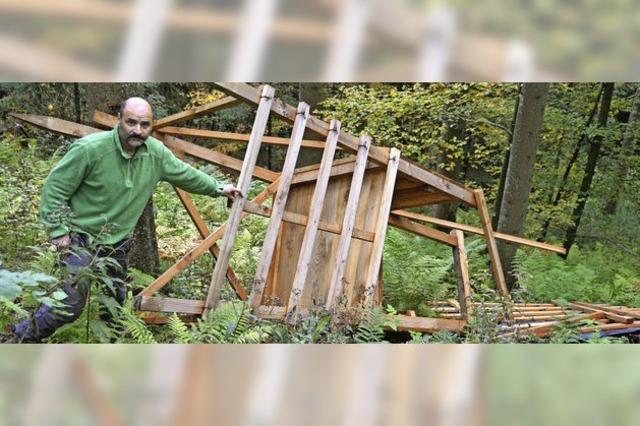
[492,84,522,229]
[433,118,466,224]
[85,83,160,275]
[496,83,550,289]
[539,85,603,240]
[604,86,640,215]
[562,83,615,257]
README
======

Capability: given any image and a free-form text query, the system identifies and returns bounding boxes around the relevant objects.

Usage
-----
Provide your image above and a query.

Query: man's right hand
[51,234,71,251]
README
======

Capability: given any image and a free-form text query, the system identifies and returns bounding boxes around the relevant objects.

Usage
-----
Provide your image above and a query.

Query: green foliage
[119,303,157,344]
[167,314,191,344]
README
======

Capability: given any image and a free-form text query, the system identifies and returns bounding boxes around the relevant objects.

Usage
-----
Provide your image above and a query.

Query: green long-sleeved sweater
[40,128,223,244]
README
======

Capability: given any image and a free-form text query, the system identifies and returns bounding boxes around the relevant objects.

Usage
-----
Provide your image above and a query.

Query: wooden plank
[212,83,477,205]
[291,157,378,186]
[504,312,606,338]
[205,85,275,313]
[569,303,634,324]
[286,120,341,322]
[173,187,246,300]
[580,321,640,334]
[139,179,280,297]
[326,136,371,309]
[391,189,456,209]
[452,230,473,320]
[92,110,280,183]
[474,189,510,301]
[394,315,467,333]
[157,126,340,150]
[137,296,205,315]
[390,209,566,255]
[388,214,458,247]
[242,201,375,242]
[573,302,640,320]
[154,97,241,129]
[250,102,310,309]
[362,148,401,307]
[10,113,101,138]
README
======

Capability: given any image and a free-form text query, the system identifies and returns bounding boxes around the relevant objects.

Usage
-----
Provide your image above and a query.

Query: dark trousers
[12,233,131,342]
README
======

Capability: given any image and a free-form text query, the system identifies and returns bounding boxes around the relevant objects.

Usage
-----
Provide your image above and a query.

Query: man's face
[118,102,153,150]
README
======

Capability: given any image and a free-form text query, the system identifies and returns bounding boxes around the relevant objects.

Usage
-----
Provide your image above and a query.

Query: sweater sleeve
[40,142,90,239]
[160,146,224,197]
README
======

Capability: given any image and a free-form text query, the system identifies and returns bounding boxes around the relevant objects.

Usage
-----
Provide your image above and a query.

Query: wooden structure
[430,301,640,339]
[10,83,567,333]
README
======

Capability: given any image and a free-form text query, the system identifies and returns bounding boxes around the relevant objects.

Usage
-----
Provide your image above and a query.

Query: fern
[119,307,157,344]
[353,307,387,343]
[191,301,250,343]
[167,313,190,344]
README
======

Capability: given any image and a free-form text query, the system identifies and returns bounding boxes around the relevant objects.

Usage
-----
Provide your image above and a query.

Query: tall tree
[604,85,640,215]
[434,117,466,223]
[86,83,160,275]
[496,83,550,289]
[562,83,615,256]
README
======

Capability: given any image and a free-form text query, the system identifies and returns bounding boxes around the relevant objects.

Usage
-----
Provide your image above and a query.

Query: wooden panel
[287,120,341,322]
[263,167,386,309]
[452,230,472,320]
[391,189,456,209]
[394,315,467,333]
[326,136,371,309]
[137,296,205,315]
[205,85,275,312]
[250,102,310,309]
[363,148,401,307]
[474,189,510,301]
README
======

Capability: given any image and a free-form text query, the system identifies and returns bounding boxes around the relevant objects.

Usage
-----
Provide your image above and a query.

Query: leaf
[52,291,68,301]
[0,281,22,300]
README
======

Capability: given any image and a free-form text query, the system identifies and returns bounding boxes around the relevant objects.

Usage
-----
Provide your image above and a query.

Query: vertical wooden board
[452,230,473,320]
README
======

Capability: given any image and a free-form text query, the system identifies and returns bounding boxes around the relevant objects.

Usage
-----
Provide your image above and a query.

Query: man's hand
[222,184,243,199]
[51,234,71,251]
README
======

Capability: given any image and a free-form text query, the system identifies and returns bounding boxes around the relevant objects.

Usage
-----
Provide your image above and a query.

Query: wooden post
[451,230,472,320]
[173,187,246,300]
[326,135,371,309]
[204,85,275,313]
[286,120,341,322]
[250,102,310,309]
[362,148,400,307]
[474,189,511,302]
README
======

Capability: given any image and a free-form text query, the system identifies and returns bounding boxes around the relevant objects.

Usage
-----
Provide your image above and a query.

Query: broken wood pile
[10,83,568,334]
[428,301,640,338]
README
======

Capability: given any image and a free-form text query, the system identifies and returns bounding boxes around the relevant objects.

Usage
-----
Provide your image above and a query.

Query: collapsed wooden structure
[431,301,640,339]
[11,83,568,333]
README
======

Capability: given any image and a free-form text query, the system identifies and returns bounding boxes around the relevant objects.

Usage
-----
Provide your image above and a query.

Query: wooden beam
[173,187,246,300]
[503,312,606,338]
[242,201,375,242]
[156,126,342,150]
[452,230,473,320]
[286,120,341,322]
[10,113,100,138]
[250,102,310,309]
[573,302,640,320]
[153,96,241,129]
[569,302,634,324]
[388,214,458,247]
[212,83,477,205]
[137,296,205,315]
[474,189,510,301]
[91,111,279,183]
[205,85,275,313]
[139,179,280,297]
[390,209,566,255]
[363,148,401,307]
[326,135,371,309]
[394,315,467,334]
[391,189,456,209]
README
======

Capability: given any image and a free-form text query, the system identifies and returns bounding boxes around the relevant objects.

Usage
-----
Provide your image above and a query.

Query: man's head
[117,97,153,152]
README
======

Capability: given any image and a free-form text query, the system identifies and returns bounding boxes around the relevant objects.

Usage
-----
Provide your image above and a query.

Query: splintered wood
[10,82,570,334]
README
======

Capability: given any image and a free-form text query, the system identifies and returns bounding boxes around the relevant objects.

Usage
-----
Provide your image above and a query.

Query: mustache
[127,135,146,142]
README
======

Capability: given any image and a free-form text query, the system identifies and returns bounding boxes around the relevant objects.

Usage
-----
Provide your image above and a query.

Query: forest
[1,82,639,344]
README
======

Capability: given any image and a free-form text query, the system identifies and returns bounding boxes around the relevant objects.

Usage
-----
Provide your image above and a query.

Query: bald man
[11,97,241,342]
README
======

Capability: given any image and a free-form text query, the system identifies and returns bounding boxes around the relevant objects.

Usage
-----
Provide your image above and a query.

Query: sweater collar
[112,127,149,159]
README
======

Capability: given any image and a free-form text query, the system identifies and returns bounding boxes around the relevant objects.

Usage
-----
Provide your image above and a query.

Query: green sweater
[40,128,223,244]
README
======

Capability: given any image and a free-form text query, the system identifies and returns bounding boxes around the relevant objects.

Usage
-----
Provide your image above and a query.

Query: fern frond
[168,313,190,344]
[119,308,157,344]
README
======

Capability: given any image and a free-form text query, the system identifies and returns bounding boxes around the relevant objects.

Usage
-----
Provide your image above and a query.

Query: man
[11,97,241,342]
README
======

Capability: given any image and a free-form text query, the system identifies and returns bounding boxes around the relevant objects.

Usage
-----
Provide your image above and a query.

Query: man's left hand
[222,184,243,199]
